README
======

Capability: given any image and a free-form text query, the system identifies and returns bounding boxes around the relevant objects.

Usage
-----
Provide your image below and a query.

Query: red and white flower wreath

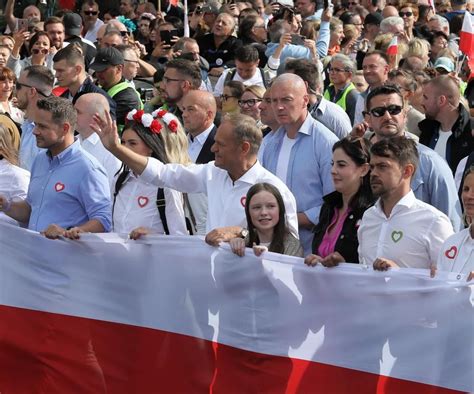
[126,108,179,135]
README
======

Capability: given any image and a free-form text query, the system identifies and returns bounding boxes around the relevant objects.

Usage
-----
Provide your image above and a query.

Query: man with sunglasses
[81,1,104,43]
[16,65,54,172]
[357,84,462,230]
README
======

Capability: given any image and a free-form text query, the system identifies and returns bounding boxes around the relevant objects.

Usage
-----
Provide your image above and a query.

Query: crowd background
[0,0,472,278]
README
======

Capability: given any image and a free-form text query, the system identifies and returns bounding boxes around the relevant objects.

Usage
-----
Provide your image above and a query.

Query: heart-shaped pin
[444,246,457,259]
[54,182,65,192]
[138,196,149,208]
[240,196,246,208]
[391,230,403,243]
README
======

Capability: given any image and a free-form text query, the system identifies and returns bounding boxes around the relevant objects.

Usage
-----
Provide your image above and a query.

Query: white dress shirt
[437,226,474,277]
[79,133,122,189]
[187,125,213,163]
[358,190,454,269]
[0,159,30,226]
[113,171,187,235]
[139,159,299,236]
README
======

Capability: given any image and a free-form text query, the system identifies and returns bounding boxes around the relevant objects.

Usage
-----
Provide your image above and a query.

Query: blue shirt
[309,97,351,140]
[19,120,45,172]
[413,143,462,231]
[261,114,338,254]
[27,140,112,232]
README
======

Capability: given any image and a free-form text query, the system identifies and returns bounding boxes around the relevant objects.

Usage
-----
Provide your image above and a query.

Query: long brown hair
[244,182,288,254]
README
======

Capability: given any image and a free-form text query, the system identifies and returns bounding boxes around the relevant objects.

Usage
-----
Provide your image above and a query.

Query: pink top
[317,208,350,258]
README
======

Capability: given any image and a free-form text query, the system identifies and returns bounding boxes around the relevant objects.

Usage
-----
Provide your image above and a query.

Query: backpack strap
[156,188,169,235]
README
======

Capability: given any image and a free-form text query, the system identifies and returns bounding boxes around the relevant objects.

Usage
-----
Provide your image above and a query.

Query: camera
[137,87,154,102]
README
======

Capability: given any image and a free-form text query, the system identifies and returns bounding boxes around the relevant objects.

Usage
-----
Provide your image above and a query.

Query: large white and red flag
[0,222,472,393]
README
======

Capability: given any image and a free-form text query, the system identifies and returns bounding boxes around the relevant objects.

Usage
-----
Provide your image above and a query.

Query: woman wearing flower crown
[112,108,191,237]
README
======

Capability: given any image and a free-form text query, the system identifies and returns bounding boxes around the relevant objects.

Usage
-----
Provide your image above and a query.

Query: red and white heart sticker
[138,196,149,208]
[54,182,65,192]
[240,196,246,208]
[444,246,457,260]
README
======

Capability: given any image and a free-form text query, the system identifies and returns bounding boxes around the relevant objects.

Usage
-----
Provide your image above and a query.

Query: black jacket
[312,191,374,264]
[418,104,473,174]
[195,126,216,164]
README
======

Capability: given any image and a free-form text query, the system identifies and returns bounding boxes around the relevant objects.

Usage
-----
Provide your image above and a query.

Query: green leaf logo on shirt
[391,230,403,243]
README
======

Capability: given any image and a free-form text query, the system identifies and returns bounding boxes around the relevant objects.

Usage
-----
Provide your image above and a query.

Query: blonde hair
[243,85,266,99]
[0,123,19,165]
[158,118,191,165]
[407,38,430,58]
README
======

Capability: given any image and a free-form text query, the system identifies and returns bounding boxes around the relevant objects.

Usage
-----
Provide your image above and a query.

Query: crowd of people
[0,0,472,280]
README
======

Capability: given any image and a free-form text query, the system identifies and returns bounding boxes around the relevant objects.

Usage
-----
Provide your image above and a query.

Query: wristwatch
[239,228,249,238]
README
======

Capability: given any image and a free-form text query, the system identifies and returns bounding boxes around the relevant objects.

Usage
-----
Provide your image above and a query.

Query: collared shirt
[188,124,214,163]
[353,87,370,126]
[261,113,338,254]
[26,140,112,232]
[437,226,474,276]
[79,132,122,189]
[309,97,351,140]
[0,159,30,226]
[358,191,454,269]
[139,159,299,237]
[113,171,187,235]
[19,119,45,172]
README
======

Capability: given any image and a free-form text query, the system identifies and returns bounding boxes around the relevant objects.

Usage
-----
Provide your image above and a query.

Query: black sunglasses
[15,81,48,97]
[84,10,99,16]
[365,105,403,117]
[120,30,130,36]
[399,11,413,17]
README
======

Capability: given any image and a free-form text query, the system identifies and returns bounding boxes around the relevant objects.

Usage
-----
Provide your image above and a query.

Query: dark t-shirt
[196,34,242,70]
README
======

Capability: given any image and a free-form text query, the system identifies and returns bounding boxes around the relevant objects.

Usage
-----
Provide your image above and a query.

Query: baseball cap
[434,57,455,72]
[90,47,124,72]
[63,13,82,36]
[364,12,383,26]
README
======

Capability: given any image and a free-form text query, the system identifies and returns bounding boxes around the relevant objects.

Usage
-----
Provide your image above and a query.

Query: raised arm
[92,111,148,175]
[4,0,18,33]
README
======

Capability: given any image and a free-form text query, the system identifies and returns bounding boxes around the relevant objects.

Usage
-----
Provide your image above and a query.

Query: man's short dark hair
[44,16,64,31]
[165,59,202,89]
[23,65,54,96]
[370,136,419,173]
[235,45,260,63]
[53,43,85,67]
[428,30,449,45]
[284,59,320,93]
[36,96,77,131]
[366,84,405,111]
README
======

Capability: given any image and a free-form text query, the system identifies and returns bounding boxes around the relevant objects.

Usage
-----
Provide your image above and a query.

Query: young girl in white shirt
[112,109,190,237]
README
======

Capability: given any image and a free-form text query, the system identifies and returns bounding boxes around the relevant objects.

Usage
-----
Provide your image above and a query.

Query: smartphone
[291,34,306,45]
[17,18,28,31]
[160,29,178,45]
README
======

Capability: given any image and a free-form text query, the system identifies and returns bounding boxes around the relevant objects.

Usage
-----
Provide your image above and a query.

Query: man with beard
[355,84,462,230]
[159,59,202,122]
[44,16,66,51]
[419,75,473,174]
[16,65,54,171]
[358,137,453,271]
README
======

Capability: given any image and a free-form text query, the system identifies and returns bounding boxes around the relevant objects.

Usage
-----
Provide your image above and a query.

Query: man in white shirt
[181,90,217,234]
[213,45,267,99]
[358,137,454,271]
[74,93,121,188]
[81,1,104,43]
[93,111,299,243]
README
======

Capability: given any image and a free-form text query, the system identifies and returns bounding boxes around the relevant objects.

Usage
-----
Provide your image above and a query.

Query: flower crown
[126,109,179,135]
[117,16,137,32]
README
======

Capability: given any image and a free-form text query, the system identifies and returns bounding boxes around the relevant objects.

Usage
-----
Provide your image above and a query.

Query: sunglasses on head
[364,105,403,117]
[84,10,98,16]
[31,48,49,55]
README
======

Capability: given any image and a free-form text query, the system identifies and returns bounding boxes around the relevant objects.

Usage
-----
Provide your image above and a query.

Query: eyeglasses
[124,58,140,64]
[31,48,49,55]
[162,76,183,84]
[84,10,99,16]
[15,81,48,96]
[328,66,349,73]
[365,105,403,117]
[399,11,413,17]
[238,98,262,107]
[220,94,237,101]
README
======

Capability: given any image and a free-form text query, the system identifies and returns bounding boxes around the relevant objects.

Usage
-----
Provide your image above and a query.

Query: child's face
[248,191,280,234]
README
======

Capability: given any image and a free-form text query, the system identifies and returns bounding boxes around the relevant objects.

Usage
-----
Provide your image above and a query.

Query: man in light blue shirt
[0,96,112,238]
[16,65,54,171]
[261,74,338,254]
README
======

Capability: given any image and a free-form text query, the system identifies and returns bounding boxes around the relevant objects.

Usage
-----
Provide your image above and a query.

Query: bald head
[273,73,308,95]
[382,5,399,17]
[75,93,110,138]
[181,90,217,137]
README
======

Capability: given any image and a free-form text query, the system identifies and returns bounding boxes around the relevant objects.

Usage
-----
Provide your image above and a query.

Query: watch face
[241,229,249,238]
